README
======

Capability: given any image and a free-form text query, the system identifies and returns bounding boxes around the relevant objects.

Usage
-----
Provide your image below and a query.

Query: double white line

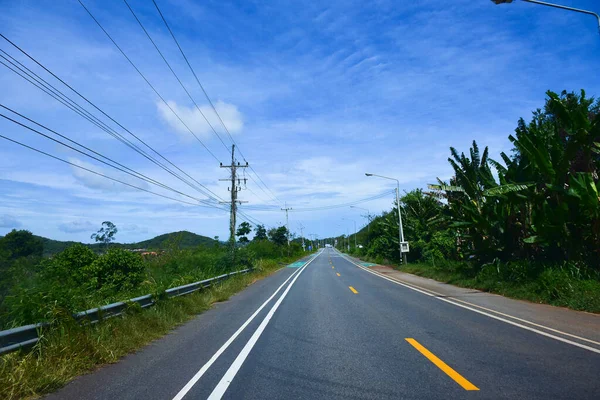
[172,251,320,400]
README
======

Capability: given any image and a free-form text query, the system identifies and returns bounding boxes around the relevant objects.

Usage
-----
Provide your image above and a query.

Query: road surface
[47,248,600,399]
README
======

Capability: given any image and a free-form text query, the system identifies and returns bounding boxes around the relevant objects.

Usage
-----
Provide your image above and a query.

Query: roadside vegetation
[0,223,309,399]
[337,90,600,313]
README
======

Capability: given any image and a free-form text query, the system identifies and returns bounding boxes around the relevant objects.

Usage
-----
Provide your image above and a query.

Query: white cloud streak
[157,100,243,142]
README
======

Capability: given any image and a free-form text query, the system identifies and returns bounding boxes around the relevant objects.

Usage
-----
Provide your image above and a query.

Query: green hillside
[29,231,216,256]
[35,236,81,257]
[124,231,216,250]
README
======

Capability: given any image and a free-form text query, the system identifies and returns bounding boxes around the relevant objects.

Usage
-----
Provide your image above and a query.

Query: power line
[123,0,230,154]
[245,185,278,206]
[151,0,283,207]
[286,190,397,212]
[0,59,207,199]
[237,209,264,227]
[0,133,226,209]
[0,108,225,209]
[246,172,281,205]
[0,38,223,203]
[77,0,223,164]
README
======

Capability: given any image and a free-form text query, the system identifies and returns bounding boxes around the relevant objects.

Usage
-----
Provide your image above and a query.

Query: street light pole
[492,0,600,34]
[365,173,407,265]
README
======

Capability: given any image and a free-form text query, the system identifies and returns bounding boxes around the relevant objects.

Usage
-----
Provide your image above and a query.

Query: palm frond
[483,183,532,197]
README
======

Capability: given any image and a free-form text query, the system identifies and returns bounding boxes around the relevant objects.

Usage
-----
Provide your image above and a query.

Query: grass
[0,258,287,400]
[345,251,600,314]
[399,261,600,314]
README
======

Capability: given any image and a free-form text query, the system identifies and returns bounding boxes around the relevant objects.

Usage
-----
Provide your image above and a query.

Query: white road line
[207,251,318,399]
[336,250,600,355]
[171,251,320,400]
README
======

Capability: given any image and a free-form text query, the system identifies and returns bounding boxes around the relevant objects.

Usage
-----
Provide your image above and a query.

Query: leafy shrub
[41,244,98,285]
[424,229,457,261]
[247,240,279,259]
[537,267,574,301]
[0,229,43,260]
[367,236,393,261]
[84,249,144,293]
[235,247,256,269]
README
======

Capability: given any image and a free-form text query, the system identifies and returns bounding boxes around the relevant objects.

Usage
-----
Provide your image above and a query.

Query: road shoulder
[342,253,600,346]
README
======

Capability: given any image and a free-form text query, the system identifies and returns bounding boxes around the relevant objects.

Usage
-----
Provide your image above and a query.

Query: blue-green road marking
[360,262,378,267]
[287,252,319,268]
[287,261,305,268]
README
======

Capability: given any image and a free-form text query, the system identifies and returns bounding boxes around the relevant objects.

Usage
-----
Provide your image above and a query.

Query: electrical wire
[0,133,226,209]
[0,61,213,201]
[151,0,283,207]
[0,56,220,204]
[0,108,225,209]
[0,35,224,202]
[123,0,230,154]
[77,0,223,164]
[285,190,397,212]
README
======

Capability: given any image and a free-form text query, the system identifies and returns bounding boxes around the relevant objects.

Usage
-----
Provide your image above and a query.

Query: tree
[254,224,268,241]
[0,229,43,260]
[268,226,288,246]
[91,221,118,248]
[425,90,600,269]
[236,222,252,243]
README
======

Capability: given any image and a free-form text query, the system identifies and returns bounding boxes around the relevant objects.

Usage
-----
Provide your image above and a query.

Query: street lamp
[492,0,600,34]
[342,217,357,249]
[365,172,408,264]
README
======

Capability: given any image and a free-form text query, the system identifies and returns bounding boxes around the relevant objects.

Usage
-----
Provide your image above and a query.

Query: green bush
[84,249,144,293]
[235,247,256,269]
[367,236,393,261]
[424,229,457,261]
[246,240,279,259]
[537,267,574,301]
[41,244,98,285]
[0,229,43,260]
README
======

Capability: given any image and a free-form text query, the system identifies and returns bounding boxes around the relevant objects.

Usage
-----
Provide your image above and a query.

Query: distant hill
[35,236,81,256]
[32,231,216,256]
[123,231,216,250]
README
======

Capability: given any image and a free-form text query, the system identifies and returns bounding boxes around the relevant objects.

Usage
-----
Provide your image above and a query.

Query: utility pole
[281,203,292,248]
[219,145,248,252]
[299,223,305,251]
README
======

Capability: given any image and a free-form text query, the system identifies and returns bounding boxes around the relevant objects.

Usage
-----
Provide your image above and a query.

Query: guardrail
[0,268,252,356]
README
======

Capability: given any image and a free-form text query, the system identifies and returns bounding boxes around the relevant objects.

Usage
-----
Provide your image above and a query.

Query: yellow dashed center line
[336,273,341,277]
[405,338,479,391]
[349,286,358,294]
[332,266,334,269]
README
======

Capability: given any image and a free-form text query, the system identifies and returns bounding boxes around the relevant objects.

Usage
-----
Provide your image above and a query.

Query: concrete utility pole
[281,203,292,247]
[299,223,305,251]
[219,145,248,249]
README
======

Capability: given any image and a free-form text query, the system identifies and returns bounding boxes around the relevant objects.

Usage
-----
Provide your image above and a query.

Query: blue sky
[1,0,599,243]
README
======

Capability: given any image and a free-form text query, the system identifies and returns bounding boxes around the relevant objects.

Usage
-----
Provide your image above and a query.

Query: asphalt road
[47,248,600,400]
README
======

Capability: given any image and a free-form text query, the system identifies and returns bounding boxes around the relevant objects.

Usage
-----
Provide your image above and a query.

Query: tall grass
[0,257,284,400]
[400,259,600,313]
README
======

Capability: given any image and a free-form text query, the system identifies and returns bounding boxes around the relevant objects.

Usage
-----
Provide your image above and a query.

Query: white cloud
[157,100,243,141]
[120,223,149,234]
[69,158,149,193]
[0,214,21,229]
[58,220,95,233]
